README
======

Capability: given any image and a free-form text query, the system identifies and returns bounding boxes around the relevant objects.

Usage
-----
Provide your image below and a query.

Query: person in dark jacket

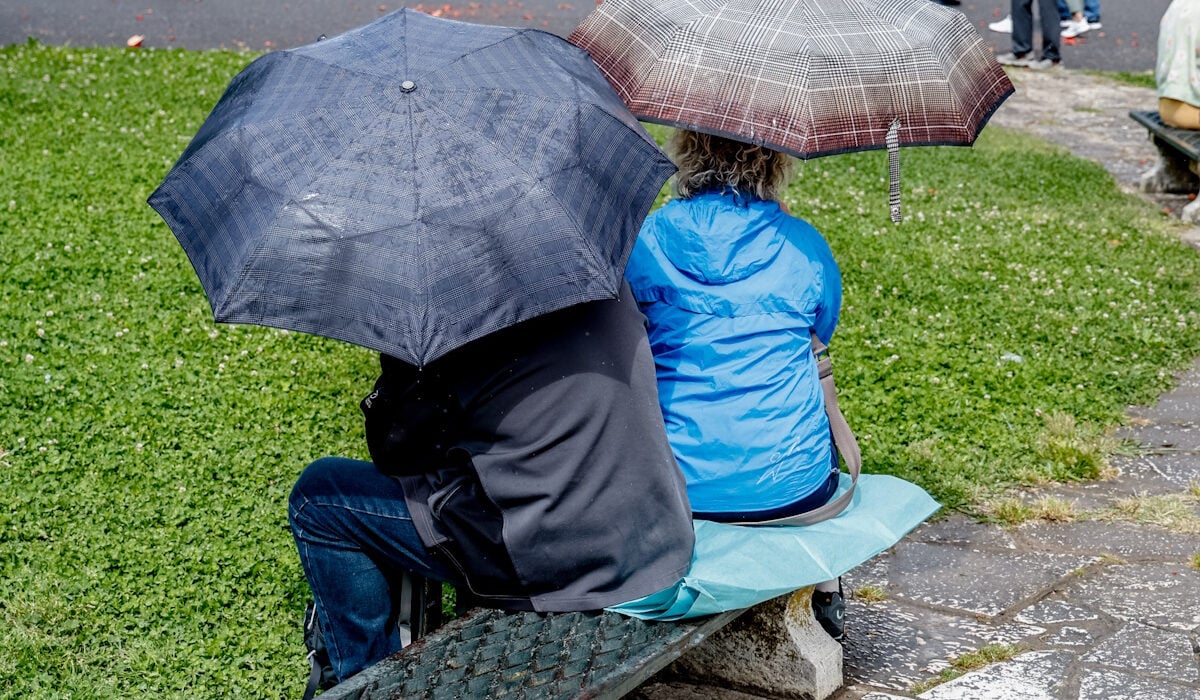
[624,129,847,640]
[288,285,695,682]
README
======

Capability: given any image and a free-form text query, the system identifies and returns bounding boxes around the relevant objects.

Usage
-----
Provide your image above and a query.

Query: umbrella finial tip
[401,80,416,92]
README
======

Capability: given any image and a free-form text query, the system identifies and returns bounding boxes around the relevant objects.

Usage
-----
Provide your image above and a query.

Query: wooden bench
[320,582,842,700]
[1130,109,1200,222]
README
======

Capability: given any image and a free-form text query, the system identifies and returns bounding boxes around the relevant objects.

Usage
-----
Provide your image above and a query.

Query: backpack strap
[739,332,861,526]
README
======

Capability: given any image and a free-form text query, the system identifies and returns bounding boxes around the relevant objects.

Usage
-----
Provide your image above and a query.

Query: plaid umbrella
[149,9,674,366]
[569,0,1014,221]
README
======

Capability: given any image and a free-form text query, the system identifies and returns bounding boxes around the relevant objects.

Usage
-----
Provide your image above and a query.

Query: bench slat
[1130,109,1200,161]
[322,607,745,700]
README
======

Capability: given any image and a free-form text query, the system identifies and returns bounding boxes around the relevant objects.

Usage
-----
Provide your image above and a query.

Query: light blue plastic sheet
[607,474,939,620]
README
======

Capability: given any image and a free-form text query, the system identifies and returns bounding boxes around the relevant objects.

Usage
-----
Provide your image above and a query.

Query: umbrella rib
[415,29,547,87]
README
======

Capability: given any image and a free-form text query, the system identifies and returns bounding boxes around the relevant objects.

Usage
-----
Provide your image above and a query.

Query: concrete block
[673,588,843,700]
[1138,151,1198,195]
[1184,197,1200,224]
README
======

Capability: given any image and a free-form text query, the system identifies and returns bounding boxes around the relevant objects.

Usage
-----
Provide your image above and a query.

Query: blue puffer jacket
[625,190,842,514]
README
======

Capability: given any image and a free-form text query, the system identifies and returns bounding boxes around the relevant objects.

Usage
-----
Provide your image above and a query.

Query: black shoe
[303,601,338,700]
[812,580,845,642]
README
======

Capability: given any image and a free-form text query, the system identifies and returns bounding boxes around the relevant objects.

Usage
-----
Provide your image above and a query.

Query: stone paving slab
[1126,393,1200,423]
[841,599,1044,691]
[1170,359,1200,391]
[1013,520,1200,560]
[1014,600,1102,626]
[918,650,1074,700]
[1027,479,1153,510]
[1058,563,1200,632]
[907,515,1017,549]
[1113,452,1200,491]
[1081,621,1199,683]
[1114,423,1200,452]
[1077,668,1200,700]
[884,542,1095,617]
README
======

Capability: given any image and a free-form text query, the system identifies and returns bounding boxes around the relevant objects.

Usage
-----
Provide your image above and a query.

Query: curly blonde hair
[669,129,793,201]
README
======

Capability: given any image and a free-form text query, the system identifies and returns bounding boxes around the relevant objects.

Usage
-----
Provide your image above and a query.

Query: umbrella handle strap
[888,118,902,224]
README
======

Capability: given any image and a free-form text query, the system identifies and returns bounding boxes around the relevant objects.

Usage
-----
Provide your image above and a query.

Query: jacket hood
[655,191,786,285]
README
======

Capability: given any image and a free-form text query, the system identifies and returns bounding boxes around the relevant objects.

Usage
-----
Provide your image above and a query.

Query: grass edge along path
[3,42,1200,697]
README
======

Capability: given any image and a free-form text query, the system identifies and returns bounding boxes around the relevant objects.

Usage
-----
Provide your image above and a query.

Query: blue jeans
[288,457,455,681]
[1056,0,1099,22]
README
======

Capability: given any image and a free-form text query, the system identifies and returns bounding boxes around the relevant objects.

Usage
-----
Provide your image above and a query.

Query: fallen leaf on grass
[127,35,144,47]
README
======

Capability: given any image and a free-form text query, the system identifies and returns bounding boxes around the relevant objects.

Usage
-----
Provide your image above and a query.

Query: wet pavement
[953,0,1166,73]
[2,0,593,50]
[0,0,1164,72]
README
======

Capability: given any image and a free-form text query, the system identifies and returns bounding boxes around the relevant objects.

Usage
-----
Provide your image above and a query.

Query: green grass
[1086,69,1156,90]
[3,41,1200,697]
[909,643,1025,693]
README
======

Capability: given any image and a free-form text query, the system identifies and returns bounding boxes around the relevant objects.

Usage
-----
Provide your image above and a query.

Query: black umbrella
[150,9,675,366]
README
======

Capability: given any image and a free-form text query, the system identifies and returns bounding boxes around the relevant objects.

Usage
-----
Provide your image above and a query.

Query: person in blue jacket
[624,128,847,640]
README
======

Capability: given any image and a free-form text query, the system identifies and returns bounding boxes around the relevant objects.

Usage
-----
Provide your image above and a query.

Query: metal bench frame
[321,579,842,700]
[1131,110,1200,222]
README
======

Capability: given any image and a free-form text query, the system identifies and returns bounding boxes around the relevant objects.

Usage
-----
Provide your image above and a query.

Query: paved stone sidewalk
[641,69,1200,700]
[836,355,1200,699]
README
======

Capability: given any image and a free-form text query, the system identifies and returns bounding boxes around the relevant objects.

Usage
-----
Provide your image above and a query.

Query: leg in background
[1010,0,1035,58]
[1037,0,1061,62]
[1160,97,1200,131]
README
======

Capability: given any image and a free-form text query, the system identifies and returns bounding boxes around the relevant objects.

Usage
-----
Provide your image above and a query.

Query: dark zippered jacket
[362,285,694,611]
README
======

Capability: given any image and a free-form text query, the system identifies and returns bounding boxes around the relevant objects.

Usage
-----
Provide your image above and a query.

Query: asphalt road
[0,0,1167,72]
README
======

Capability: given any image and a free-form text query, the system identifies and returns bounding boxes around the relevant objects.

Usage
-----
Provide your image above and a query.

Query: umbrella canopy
[568,0,1014,160]
[149,9,675,366]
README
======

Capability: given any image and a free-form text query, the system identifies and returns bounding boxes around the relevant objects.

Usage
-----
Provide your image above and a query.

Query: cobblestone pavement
[643,69,1200,700]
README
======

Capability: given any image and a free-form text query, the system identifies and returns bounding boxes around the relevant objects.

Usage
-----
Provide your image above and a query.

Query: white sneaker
[988,15,1013,33]
[1061,17,1090,38]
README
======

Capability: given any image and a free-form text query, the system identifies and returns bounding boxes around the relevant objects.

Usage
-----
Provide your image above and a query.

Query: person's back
[626,191,841,517]
[1158,0,1200,129]
[369,288,695,610]
[624,129,846,639]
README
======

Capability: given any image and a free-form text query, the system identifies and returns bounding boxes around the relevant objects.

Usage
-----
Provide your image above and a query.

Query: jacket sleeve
[361,354,463,476]
[809,227,842,345]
